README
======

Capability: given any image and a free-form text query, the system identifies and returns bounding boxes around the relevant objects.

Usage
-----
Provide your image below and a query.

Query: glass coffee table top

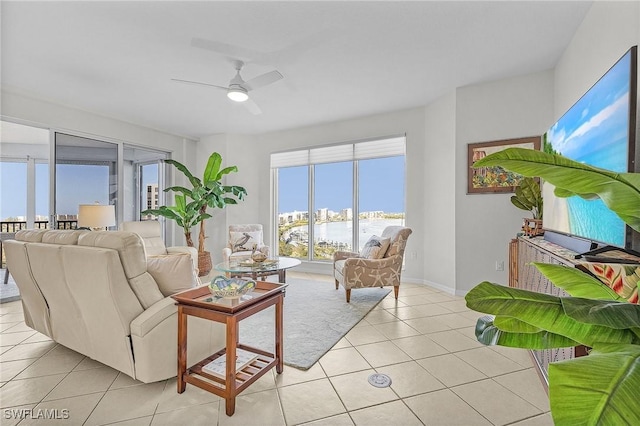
[214,256,302,276]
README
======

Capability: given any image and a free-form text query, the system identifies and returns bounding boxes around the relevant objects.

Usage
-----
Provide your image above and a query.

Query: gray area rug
[240,278,390,370]
[0,269,20,304]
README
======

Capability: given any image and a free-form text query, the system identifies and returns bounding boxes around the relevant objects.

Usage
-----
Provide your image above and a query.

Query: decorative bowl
[251,251,268,263]
[208,276,256,299]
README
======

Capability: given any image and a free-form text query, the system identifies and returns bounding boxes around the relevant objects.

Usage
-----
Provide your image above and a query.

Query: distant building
[315,208,328,222]
[341,208,353,220]
[147,184,159,210]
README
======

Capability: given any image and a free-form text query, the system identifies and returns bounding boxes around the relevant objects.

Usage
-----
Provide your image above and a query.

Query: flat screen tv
[543,46,637,251]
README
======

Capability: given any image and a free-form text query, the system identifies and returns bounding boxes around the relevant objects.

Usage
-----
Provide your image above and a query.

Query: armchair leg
[394,286,399,300]
[345,289,351,303]
[335,279,339,290]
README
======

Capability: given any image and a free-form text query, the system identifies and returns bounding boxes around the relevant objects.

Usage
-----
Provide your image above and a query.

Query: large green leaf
[465,282,636,346]
[532,263,625,301]
[215,165,238,181]
[561,297,640,333]
[475,315,580,349]
[165,159,200,188]
[473,148,640,231]
[203,152,222,184]
[549,343,640,425]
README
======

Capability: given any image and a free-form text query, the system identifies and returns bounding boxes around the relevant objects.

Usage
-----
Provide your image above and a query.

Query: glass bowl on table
[208,276,256,299]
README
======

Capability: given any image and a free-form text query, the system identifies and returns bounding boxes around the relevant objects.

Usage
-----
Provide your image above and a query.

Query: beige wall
[454,71,554,294]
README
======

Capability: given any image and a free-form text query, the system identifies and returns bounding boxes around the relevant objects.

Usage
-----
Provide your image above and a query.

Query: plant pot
[522,218,544,237]
[198,251,212,277]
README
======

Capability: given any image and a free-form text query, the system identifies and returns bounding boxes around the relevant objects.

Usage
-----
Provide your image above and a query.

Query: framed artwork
[467,136,541,194]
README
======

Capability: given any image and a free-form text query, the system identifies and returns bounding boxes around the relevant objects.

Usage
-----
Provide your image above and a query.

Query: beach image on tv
[543,49,632,247]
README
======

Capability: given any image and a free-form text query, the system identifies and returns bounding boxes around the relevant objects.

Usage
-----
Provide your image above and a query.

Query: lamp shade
[78,204,116,228]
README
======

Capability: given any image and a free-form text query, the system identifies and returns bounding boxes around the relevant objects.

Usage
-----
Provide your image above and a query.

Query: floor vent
[368,373,392,388]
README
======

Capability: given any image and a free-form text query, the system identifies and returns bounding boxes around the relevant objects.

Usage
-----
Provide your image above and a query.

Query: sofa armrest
[130,297,176,338]
[333,251,360,261]
[344,255,401,270]
[222,247,232,263]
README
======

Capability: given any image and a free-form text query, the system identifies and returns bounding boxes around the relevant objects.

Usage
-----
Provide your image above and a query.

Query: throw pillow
[147,253,199,297]
[229,231,262,253]
[359,235,391,259]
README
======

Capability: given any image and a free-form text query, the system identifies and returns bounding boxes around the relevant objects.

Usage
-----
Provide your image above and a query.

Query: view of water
[287,218,404,250]
[566,197,625,247]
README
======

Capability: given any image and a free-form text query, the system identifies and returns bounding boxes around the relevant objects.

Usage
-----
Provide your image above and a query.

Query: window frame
[272,135,406,262]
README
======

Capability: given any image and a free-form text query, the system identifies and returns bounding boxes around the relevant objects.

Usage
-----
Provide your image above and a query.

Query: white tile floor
[0,272,552,425]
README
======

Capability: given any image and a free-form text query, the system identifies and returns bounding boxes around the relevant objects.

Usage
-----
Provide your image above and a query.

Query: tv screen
[543,46,637,248]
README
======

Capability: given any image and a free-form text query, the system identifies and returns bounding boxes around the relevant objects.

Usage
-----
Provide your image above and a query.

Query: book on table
[202,348,259,379]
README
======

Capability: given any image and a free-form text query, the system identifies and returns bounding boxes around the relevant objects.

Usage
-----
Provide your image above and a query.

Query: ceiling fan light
[227,88,248,102]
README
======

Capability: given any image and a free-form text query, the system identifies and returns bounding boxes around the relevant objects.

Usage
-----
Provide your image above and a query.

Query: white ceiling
[1,1,592,139]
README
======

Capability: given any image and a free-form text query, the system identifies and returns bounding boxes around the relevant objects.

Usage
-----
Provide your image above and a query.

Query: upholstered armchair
[222,224,270,263]
[333,226,412,302]
[120,221,199,280]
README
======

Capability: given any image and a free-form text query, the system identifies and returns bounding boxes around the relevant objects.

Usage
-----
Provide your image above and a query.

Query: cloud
[563,92,628,147]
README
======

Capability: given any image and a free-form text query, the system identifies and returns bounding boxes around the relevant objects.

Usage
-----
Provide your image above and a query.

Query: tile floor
[0,272,552,425]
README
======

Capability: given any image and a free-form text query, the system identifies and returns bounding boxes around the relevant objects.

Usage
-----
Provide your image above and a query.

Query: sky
[1,154,403,220]
[547,48,631,172]
[278,155,405,214]
[0,163,160,220]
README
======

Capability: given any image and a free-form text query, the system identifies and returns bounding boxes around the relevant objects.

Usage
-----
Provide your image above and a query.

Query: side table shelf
[173,282,287,416]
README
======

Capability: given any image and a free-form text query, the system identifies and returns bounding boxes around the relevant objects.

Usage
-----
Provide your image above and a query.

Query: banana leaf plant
[142,152,247,254]
[466,148,640,424]
[474,147,640,232]
[510,176,543,219]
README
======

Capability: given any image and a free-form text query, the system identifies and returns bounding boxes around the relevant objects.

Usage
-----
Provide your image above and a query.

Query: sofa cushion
[78,231,148,279]
[42,230,88,245]
[120,221,167,256]
[129,273,165,309]
[230,231,262,253]
[359,235,391,259]
[147,253,199,297]
[15,229,48,242]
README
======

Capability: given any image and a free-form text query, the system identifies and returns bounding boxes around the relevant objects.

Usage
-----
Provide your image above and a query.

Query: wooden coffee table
[215,256,301,283]
[172,281,287,416]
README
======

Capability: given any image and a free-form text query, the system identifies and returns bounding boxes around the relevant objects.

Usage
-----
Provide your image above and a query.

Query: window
[272,136,406,261]
[0,120,50,231]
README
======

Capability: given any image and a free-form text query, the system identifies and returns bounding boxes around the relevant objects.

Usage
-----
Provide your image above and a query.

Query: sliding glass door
[54,133,117,229]
[122,144,167,222]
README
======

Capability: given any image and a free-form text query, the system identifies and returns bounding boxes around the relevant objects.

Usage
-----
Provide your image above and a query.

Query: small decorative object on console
[522,218,544,237]
[251,244,268,263]
[208,276,256,299]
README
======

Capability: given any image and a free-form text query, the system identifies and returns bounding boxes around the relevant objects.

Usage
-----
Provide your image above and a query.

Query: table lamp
[78,204,116,231]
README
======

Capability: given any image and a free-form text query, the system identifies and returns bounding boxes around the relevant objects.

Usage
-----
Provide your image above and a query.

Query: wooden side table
[172,281,287,416]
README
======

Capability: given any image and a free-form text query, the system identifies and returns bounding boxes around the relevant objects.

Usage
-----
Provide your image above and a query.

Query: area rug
[0,269,20,304]
[239,278,391,370]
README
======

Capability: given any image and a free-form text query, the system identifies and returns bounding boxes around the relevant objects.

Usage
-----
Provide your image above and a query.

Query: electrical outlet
[495,261,504,271]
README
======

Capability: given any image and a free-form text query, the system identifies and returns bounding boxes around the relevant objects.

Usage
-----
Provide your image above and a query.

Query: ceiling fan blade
[190,37,268,62]
[242,98,262,115]
[171,78,228,91]
[244,70,283,91]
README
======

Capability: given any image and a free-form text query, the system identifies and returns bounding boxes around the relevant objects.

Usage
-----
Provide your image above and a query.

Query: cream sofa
[4,229,224,383]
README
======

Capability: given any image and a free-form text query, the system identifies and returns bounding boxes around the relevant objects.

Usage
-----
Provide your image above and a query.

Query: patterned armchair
[333,226,412,303]
[222,224,270,263]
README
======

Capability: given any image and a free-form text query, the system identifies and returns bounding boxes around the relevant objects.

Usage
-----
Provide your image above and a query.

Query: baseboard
[402,277,456,296]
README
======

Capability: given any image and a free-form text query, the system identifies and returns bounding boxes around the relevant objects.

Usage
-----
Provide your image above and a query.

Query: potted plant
[510,176,543,236]
[465,147,640,424]
[143,152,247,276]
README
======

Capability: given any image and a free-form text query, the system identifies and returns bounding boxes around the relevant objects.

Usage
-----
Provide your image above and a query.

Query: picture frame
[467,136,541,194]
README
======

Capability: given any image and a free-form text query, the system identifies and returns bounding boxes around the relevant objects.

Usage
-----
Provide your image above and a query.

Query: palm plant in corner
[465,147,640,425]
[143,152,246,276]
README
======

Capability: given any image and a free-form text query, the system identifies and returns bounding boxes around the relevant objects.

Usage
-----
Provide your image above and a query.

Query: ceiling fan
[171,60,283,115]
